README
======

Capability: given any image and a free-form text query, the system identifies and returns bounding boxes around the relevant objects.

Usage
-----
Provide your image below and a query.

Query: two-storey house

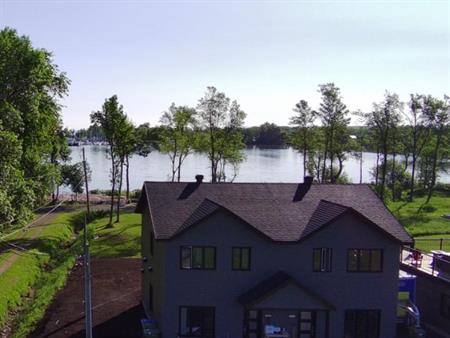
[135,175,412,338]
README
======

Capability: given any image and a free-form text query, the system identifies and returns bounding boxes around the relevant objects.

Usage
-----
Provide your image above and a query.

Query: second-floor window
[347,249,383,272]
[313,248,332,272]
[232,247,251,270]
[181,246,216,270]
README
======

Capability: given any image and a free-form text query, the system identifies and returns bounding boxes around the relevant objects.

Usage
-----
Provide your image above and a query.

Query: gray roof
[136,181,412,244]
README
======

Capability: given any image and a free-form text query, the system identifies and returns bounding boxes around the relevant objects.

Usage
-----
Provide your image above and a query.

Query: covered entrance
[244,309,329,338]
[239,271,333,338]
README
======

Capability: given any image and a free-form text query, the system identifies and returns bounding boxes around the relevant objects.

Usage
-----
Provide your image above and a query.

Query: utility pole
[82,148,92,338]
[82,148,90,218]
[84,215,93,338]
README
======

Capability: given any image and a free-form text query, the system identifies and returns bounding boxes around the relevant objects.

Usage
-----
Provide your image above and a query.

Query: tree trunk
[380,137,389,201]
[116,159,123,223]
[125,154,130,204]
[391,152,396,201]
[303,146,307,177]
[329,129,335,183]
[409,153,416,202]
[426,133,442,203]
[210,127,217,183]
[177,154,182,182]
[321,138,328,183]
[336,155,344,181]
[375,146,380,186]
[109,146,115,226]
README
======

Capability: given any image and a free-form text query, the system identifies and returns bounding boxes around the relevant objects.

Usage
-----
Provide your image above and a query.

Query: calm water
[69,146,450,190]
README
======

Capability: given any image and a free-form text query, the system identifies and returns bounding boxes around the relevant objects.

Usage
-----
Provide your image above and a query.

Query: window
[179,306,215,337]
[344,310,380,338]
[441,293,450,319]
[313,248,332,272]
[347,249,383,272]
[232,247,251,270]
[181,246,216,270]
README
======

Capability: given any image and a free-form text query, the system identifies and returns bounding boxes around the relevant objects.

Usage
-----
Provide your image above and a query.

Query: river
[69,146,449,190]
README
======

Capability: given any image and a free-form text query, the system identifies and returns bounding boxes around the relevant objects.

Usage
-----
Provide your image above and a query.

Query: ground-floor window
[344,309,380,338]
[179,306,215,337]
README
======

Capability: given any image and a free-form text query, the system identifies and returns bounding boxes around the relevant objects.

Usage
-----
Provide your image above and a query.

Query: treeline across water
[1,27,449,232]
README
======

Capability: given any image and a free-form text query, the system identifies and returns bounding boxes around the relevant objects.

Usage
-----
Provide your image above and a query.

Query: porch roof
[238,271,335,310]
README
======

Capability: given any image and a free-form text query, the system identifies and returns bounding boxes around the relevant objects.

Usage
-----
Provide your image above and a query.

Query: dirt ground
[31,258,144,338]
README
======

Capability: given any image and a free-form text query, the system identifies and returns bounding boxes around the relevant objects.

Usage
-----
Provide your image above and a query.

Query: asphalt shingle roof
[136,181,412,244]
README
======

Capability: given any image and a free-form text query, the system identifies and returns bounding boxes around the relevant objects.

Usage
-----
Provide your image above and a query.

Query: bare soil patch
[31,258,143,338]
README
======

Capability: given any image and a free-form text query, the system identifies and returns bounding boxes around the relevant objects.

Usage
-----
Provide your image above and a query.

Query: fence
[414,238,450,252]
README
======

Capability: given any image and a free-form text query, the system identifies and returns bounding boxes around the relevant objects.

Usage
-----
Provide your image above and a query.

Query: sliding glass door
[245,309,327,338]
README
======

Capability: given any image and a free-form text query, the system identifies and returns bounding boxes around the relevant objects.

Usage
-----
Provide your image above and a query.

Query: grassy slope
[7,210,141,337]
[0,211,76,330]
[90,212,141,258]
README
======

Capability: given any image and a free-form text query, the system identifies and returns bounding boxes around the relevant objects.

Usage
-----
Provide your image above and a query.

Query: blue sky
[1,0,449,128]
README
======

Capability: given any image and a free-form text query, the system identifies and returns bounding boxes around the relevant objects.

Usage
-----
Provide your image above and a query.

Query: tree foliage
[159,104,197,182]
[196,87,246,183]
[290,100,316,176]
[0,28,70,229]
[315,83,350,183]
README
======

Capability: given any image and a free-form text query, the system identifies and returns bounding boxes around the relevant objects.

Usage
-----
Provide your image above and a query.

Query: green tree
[0,28,69,226]
[290,100,316,177]
[114,116,135,221]
[50,126,71,202]
[316,83,350,183]
[359,92,402,200]
[61,162,87,200]
[91,95,126,225]
[196,87,246,183]
[422,95,449,203]
[255,122,285,147]
[0,129,35,230]
[404,94,431,201]
[159,104,197,182]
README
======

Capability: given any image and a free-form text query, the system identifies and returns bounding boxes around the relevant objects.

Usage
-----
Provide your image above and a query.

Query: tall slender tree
[423,95,449,203]
[115,116,135,222]
[290,100,316,177]
[316,83,350,183]
[91,95,125,225]
[404,94,430,201]
[359,92,402,200]
[159,104,197,182]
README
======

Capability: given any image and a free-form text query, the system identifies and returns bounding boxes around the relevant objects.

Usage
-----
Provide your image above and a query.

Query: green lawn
[387,191,450,237]
[387,191,450,251]
[90,212,141,258]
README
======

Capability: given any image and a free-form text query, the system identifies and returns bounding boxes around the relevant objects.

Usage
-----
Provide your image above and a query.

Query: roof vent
[195,175,204,183]
[293,176,314,202]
